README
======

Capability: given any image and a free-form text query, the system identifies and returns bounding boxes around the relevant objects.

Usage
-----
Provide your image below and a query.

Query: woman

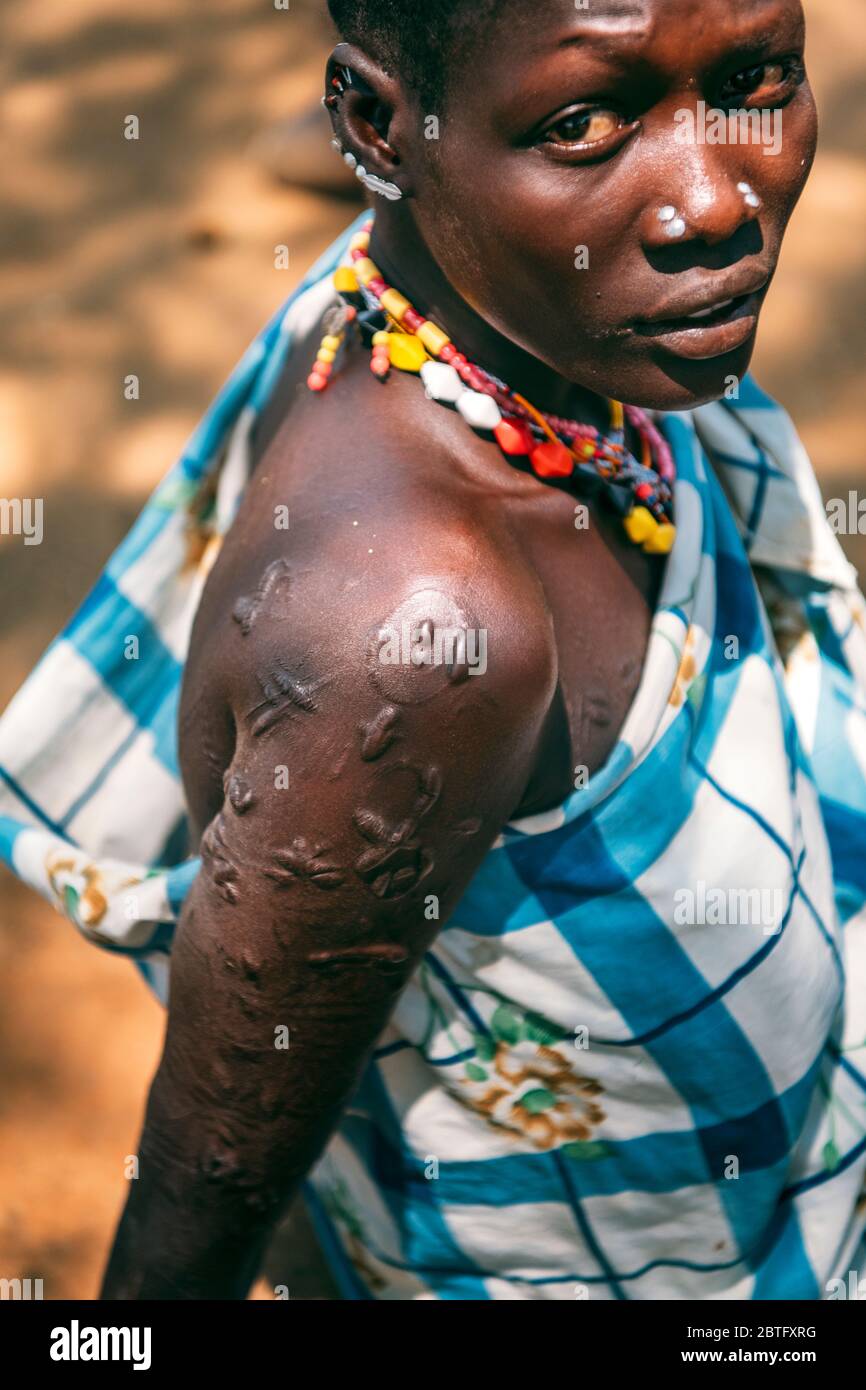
[2,0,865,1299]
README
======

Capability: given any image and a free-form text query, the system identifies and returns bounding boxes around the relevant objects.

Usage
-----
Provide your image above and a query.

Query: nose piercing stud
[738,181,761,210]
[658,205,687,239]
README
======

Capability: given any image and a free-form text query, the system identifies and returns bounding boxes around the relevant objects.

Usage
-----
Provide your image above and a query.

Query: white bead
[358,170,403,200]
[343,151,357,169]
[420,361,464,403]
[745,192,761,208]
[737,181,752,193]
[664,216,687,238]
[658,205,677,222]
[456,390,502,431]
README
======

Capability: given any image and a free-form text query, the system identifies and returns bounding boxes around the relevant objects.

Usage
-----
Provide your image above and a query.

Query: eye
[719,56,803,106]
[543,105,624,147]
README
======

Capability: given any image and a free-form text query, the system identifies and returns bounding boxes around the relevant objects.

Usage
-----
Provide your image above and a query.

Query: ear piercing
[328,141,403,200]
[324,68,404,202]
[658,205,687,239]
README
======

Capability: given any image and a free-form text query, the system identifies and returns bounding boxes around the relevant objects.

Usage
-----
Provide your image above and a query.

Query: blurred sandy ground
[0,0,864,1300]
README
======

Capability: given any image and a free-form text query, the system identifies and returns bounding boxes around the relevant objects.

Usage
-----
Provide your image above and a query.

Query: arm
[100,564,554,1299]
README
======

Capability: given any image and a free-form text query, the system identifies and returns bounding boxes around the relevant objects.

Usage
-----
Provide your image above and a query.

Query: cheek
[756,90,818,228]
[420,150,618,340]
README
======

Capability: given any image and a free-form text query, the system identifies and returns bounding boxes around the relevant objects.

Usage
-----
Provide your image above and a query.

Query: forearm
[101,942,399,1300]
[100,1128,270,1300]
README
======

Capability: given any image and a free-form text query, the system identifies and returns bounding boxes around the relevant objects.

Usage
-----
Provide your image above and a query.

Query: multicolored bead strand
[309,220,676,553]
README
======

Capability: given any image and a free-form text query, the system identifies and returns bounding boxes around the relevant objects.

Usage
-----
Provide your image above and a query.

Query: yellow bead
[321,334,341,352]
[317,347,336,364]
[386,333,429,373]
[623,506,658,545]
[643,523,676,555]
[416,321,451,357]
[333,266,359,293]
[380,287,410,321]
[348,232,370,252]
[372,331,390,347]
[354,257,380,287]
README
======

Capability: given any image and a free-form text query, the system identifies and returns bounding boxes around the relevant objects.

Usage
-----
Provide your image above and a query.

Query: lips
[632,273,770,361]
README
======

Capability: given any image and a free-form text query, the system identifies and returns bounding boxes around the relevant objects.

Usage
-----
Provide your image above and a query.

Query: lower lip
[633,292,762,360]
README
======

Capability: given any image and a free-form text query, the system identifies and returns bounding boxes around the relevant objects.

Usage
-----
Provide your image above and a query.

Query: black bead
[603,479,636,516]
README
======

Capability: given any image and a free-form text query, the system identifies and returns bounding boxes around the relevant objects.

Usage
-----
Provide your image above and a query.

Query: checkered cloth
[2,210,865,1298]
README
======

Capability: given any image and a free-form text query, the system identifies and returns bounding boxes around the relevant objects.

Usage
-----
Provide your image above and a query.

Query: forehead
[462,0,804,72]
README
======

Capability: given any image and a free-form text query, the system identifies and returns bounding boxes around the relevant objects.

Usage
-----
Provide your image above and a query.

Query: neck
[367,205,613,433]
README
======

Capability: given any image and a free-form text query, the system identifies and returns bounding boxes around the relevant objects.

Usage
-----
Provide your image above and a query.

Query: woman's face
[408,0,816,410]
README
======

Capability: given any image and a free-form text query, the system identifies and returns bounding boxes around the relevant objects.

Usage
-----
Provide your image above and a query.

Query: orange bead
[307,372,328,391]
[494,419,535,456]
[370,357,390,377]
[530,441,573,478]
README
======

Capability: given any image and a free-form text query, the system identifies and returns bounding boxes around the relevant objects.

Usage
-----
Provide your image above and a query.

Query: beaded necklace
[307,220,676,554]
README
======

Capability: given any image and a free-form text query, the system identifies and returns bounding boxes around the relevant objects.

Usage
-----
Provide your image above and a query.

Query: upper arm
[149,540,557,1209]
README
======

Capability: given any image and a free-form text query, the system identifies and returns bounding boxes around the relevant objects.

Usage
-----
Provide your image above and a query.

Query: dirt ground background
[1,0,864,1300]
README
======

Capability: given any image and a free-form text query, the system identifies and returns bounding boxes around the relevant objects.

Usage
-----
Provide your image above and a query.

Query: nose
[640,152,762,249]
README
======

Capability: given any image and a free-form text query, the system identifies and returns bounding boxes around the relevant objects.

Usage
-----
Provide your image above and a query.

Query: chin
[617,337,759,413]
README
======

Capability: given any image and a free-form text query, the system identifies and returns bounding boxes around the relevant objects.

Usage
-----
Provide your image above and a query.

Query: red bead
[317,360,333,377]
[494,419,535,456]
[451,353,468,368]
[369,277,387,296]
[635,482,652,500]
[344,305,357,321]
[467,368,489,392]
[530,441,574,478]
[439,344,457,363]
[307,372,328,391]
[403,308,425,331]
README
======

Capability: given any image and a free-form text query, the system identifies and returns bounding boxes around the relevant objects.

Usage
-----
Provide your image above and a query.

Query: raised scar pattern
[352,761,440,899]
[232,558,291,635]
[306,943,410,975]
[454,817,482,837]
[248,664,329,737]
[359,705,400,761]
[366,588,480,705]
[224,771,255,814]
[265,837,346,891]
[200,813,240,904]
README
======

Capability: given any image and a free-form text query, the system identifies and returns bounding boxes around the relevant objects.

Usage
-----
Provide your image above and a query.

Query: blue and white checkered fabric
[2,210,865,1299]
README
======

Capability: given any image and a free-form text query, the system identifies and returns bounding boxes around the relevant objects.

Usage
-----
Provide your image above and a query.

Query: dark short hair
[326,0,496,108]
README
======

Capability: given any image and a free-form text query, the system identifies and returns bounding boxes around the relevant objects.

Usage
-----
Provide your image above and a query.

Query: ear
[325,42,411,197]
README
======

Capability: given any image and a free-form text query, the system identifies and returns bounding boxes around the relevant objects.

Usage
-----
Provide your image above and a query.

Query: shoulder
[222,494,557,760]
[219,357,559,742]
